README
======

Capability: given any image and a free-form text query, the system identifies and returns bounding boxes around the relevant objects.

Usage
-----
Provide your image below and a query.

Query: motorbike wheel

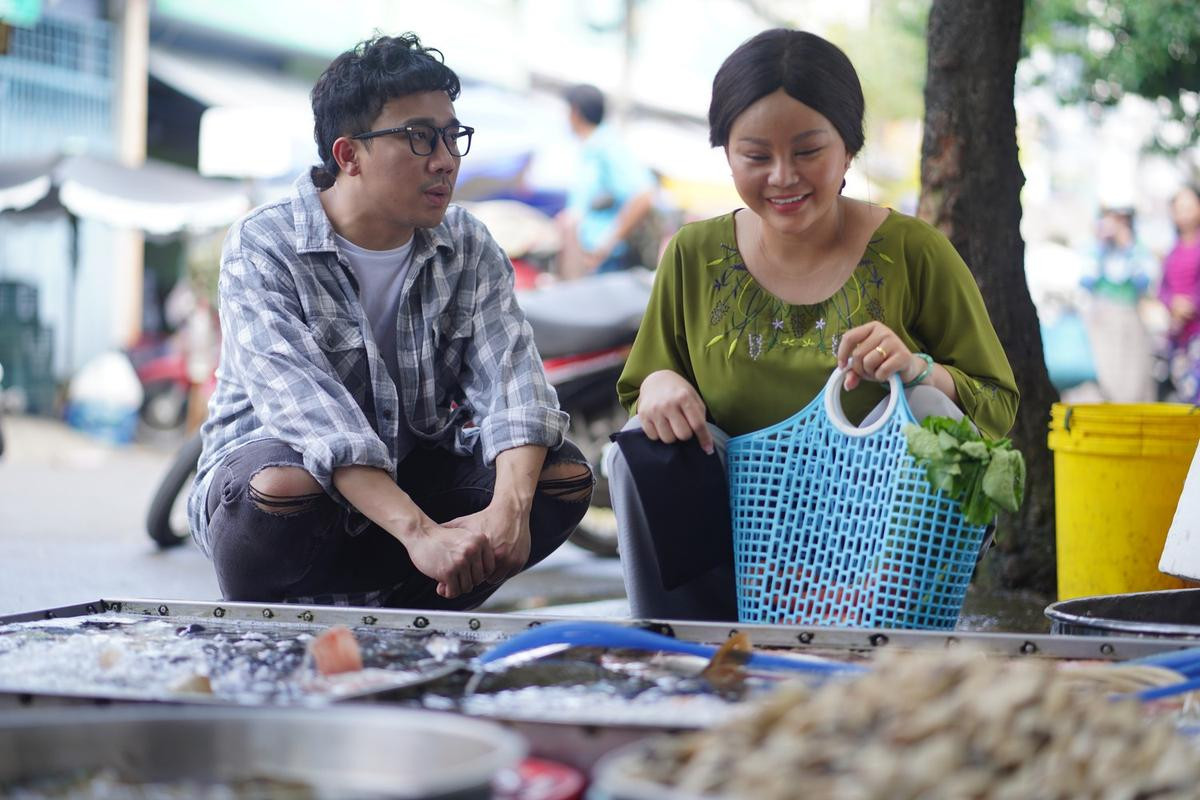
[564,402,625,559]
[146,431,203,549]
[140,380,188,430]
[569,488,620,558]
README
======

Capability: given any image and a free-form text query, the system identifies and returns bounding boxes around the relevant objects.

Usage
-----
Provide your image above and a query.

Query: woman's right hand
[637,370,714,454]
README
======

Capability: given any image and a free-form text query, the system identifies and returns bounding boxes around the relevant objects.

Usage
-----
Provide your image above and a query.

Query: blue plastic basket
[726,368,987,630]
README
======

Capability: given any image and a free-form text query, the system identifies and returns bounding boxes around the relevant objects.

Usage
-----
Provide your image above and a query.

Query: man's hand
[334,464,496,599]
[403,521,496,599]
[445,502,532,585]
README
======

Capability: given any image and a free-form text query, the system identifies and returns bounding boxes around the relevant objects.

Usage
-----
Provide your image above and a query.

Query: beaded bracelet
[903,352,935,389]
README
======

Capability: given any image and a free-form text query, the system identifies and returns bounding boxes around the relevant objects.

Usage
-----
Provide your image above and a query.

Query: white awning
[0,154,249,235]
[148,45,317,180]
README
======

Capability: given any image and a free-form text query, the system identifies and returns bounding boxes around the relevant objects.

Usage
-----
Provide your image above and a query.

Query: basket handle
[822,366,906,437]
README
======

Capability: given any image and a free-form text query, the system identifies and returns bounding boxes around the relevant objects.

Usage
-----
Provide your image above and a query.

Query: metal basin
[0,705,525,799]
[1045,588,1200,638]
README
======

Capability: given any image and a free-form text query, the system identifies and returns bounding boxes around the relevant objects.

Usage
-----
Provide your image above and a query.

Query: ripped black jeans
[204,439,593,609]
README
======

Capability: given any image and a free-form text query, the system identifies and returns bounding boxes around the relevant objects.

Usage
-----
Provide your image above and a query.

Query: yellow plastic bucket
[1048,403,1200,600]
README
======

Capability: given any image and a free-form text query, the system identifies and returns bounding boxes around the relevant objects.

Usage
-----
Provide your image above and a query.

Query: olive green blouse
[616,210,1019,439]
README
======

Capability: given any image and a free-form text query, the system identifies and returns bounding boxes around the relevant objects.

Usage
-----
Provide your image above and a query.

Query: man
[187,34,593,610]
[557,84,657,278]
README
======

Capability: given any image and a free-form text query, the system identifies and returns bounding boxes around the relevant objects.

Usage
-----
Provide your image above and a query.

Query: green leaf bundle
[902,416,1026,527]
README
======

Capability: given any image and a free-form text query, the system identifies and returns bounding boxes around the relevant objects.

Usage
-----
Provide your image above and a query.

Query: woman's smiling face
[725,88,852,236]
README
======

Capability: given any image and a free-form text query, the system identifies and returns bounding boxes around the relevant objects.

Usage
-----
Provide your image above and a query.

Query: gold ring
[874,346,888,360]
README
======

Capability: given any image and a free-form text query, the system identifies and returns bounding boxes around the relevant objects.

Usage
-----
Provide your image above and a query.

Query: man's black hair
[310,33,461,189]
[708,29,864,155]
[566,84,606,127]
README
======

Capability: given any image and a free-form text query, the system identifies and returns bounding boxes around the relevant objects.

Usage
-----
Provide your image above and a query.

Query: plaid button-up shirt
[187,172,567,556]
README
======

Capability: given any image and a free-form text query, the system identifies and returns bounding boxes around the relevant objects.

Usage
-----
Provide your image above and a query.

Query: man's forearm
[333,465,428,544]
[491,445,547,514]
[603,190,654,252]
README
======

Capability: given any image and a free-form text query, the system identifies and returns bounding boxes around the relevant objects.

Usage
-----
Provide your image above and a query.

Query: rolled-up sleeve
[907,229,1019,440]
[456,230,568,464]
[219,238,392,499]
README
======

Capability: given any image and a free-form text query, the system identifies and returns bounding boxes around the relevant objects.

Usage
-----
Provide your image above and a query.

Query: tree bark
[919,0,1058,596]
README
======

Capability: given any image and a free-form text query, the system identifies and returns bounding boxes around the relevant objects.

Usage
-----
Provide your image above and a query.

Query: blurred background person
[1160,185,1200,402]
[556,84,657,278]
[1078,206,1157,402]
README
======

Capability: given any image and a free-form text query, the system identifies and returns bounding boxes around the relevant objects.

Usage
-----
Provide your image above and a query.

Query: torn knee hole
[538,464,594,503]
[247,484,323,516]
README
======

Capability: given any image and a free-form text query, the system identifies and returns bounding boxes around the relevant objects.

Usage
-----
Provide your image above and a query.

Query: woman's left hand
[836,321,921,391]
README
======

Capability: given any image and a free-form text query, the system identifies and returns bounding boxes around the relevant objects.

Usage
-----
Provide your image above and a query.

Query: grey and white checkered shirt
[187,172,567,556]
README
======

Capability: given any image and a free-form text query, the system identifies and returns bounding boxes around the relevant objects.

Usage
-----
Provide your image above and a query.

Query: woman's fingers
[665,408,698,443]
[644,414,676,443]
[839,323,911,384]
[682,403,715,454]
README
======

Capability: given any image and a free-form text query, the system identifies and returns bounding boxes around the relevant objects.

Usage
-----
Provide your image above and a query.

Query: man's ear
[332,137,361,177]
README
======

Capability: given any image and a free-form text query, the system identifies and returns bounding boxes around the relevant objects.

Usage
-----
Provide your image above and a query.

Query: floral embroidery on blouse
[704,238,892,360]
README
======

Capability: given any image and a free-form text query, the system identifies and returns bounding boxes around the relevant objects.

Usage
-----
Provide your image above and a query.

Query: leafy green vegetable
[902,416,1026,527]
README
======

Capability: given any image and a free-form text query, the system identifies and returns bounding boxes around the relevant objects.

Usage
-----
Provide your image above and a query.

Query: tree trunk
[919,0,1058,596]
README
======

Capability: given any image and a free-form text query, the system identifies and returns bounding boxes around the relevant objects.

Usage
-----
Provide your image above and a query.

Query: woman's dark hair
[310,33,461,190]
[565,84,606,126]
[708,29,864,155]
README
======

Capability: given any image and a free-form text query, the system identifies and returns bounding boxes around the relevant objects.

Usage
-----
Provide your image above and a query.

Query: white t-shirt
[334,233,414,393]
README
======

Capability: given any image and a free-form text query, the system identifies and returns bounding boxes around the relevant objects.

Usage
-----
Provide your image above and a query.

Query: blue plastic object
[478,621,861,675]
[725,368,988,630]
[1040,311,1097,391]
[1130,675,1200,703]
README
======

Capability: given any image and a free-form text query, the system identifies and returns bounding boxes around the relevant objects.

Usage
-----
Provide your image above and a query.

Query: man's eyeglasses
[351,124,474,157]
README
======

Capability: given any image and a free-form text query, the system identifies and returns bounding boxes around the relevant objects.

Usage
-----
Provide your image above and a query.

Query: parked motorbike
[145,269,653,558]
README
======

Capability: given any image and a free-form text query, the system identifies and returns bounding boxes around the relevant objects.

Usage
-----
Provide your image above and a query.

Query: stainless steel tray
[33,596,1200,653]
[0,704,524,799]
[0,597,1190,701]
[3,597,1196,772]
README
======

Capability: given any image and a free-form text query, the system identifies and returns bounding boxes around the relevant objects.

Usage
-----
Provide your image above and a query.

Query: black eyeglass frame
[350,124,474,157]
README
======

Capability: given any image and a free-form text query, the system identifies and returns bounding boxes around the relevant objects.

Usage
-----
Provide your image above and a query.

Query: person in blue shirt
[1079,206,1157,402]
[557,84,657,278]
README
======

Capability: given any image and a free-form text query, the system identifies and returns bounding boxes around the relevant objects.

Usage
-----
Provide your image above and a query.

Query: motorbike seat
[517,269,654,359]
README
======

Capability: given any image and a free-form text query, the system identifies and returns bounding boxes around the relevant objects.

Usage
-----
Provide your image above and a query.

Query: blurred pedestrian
[1159,185,1200,402]
[556,84,656,278]
[1079,206,1157,402]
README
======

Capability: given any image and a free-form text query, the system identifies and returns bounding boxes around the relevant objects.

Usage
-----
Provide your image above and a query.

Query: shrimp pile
[630,649,1200,799]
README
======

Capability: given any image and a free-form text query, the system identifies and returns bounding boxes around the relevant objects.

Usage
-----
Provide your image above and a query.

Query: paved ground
[0,413,1053,629]
[0,414,627,618]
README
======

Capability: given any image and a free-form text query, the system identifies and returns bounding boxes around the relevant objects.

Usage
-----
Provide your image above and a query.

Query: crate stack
[0,280,57,415]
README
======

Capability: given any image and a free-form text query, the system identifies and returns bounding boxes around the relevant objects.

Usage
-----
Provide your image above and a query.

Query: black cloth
[610,429,733,591]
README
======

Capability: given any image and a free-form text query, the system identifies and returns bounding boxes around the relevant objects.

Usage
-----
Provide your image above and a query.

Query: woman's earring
[840,178,847,194]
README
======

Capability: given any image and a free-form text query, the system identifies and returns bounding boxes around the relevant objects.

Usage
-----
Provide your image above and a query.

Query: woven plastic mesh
[726,379,987,629]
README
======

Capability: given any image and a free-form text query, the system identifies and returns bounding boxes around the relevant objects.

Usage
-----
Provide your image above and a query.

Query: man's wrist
[489,489,534,516]
[381,509,433,546]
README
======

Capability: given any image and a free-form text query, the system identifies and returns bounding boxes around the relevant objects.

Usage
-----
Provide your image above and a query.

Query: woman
[606,29,1018,621]
[1159,185,1200,402]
